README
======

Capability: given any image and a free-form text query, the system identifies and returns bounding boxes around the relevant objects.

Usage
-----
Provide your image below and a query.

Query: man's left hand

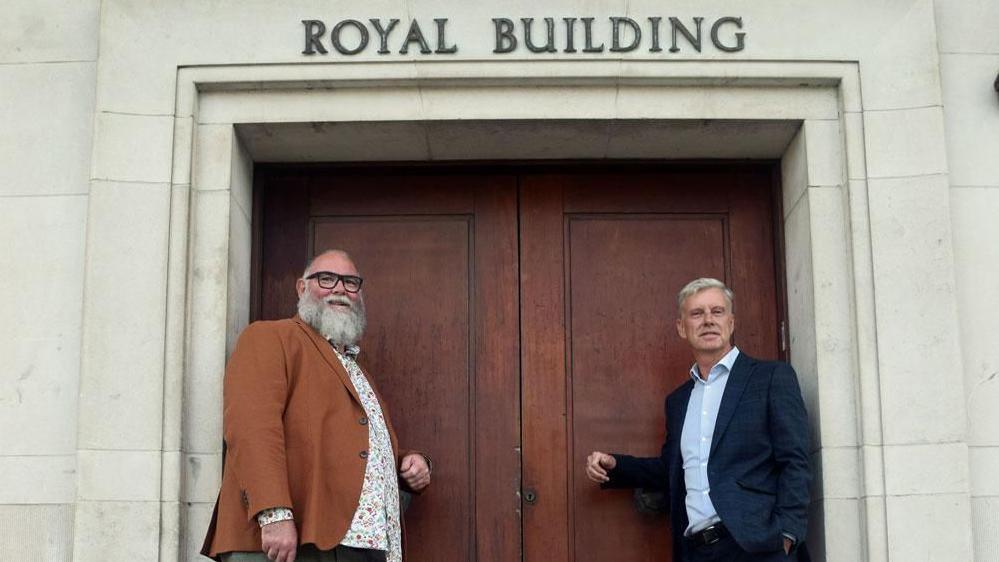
[783,537,793,555]
[399,453,431,491]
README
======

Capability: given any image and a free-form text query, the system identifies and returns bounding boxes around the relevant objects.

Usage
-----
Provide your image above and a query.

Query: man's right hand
[585,451,617,484]
[261,519,297,562]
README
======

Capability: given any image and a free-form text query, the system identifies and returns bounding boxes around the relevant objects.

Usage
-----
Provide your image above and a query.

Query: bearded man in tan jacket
[202,250,432,562]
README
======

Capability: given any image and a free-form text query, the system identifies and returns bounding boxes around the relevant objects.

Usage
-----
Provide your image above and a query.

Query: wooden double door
[255,164,782,562]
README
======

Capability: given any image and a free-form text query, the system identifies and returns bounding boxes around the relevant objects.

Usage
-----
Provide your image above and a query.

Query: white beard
[297,291,367,347]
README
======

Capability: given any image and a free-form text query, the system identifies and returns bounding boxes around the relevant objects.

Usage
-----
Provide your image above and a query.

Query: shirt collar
[689,346,740,384]
[329,340,361,359]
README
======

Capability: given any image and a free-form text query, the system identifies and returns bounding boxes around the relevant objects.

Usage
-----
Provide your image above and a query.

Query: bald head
[303,249,358,278]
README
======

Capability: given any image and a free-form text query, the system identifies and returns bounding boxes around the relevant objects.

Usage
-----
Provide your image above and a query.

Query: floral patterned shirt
[334,345,402,562]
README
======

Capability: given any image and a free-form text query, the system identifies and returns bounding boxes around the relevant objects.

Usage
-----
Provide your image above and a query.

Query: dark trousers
[222,544,387,562]
[686,534,798,562]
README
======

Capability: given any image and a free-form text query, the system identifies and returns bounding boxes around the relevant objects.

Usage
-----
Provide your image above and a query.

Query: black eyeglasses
[304,271,364,293]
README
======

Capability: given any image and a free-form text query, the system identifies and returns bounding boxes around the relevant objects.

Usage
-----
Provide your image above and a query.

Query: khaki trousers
[221,545,387,562]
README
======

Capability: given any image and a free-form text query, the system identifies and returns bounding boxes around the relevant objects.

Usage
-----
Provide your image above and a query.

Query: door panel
[256,164,781,562]
[569,215,725,561]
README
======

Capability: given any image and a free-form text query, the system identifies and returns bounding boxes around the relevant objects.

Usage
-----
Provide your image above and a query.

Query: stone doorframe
[74,58,969,562]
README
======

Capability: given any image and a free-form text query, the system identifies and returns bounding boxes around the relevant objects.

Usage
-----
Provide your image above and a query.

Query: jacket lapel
[293,316,362,405]
[674,380,694,438]
[709,352,755,456]
[672,379,695,468]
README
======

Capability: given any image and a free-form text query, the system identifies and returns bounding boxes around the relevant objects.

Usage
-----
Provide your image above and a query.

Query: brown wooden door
[255,164,781,562]
[519,168,780,562]
[257,168,522,562]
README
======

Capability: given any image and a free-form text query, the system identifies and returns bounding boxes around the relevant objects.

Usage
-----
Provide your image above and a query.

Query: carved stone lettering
[493,18,517,53]
[298,15,747,56]
[301,19,328,55]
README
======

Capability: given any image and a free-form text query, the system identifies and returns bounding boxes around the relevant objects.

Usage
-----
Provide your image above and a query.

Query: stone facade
[0,0,996,560]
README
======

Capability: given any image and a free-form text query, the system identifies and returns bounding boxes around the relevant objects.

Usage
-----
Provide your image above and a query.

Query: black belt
[687,522,730,547]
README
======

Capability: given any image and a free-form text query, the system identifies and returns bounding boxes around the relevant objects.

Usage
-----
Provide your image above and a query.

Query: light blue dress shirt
[680,346,740,535]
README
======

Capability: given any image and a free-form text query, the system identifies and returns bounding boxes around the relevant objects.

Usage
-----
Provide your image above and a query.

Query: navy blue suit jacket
[605,352,810,560]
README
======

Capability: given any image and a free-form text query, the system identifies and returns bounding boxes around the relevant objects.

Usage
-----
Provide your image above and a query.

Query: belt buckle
[701,525,721,546]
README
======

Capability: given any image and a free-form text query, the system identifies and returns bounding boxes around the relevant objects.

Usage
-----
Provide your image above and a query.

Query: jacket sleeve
[223,323,294,522]
[605,450,669,491]
[769,362,811,543]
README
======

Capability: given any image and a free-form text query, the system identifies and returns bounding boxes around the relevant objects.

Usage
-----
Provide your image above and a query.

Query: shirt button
[359,450,368,459]
[359,416,368,425]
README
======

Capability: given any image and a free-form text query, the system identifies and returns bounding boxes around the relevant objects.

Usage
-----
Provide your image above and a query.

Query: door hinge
[779,320,788,352]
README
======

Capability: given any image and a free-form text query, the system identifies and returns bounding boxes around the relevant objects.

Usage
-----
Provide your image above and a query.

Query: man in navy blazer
[586,278,810,561]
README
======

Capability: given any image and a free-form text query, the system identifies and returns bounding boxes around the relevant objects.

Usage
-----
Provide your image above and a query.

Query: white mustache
[325,296,353,308]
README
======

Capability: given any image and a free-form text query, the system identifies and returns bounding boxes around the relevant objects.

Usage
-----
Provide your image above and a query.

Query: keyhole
[523,489,538,504]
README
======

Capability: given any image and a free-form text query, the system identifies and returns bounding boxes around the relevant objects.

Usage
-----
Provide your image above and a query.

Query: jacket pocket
[737,479,777,496]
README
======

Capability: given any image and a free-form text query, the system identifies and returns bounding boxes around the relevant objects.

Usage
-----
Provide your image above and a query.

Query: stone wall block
[183,190,231,454]
[972,496,999,561]
[615,86,837,120]
[807,187,860,448]
[781,126,808,218]
[227,186,253,358]
[0,0,99,64]
[0,63,96,197]
[883,442,970,496]
[811,498,864,562]
[172,117,195,187]
[0,456,77,504]
[949,187,999,447]
[857,0,943,111]
[863,107,948,179]
[183,502,215,562]
[861,496,890,562]
[76,449,161,502]
[940,54,999,187]
[78,181,170,450]
[860,445,886,497]
[0,195,87,455]
[198,87,425,126]
[238,121,431,163]
[886,494,973,561]
[91,113,175,184]
[802,119,844,187]
[813,447,861,500]
[843,112,867,181]
[182,453,223,504]
[193,124,235,191]
[425,85,618,121]
[0,504,75,561]
[606,120,802,160]
[783,190,821,450]
[72,501,160,562]
[229,133,254,226]
[867,174,965,445]
[970,447,999,496]
[934,0,999,54]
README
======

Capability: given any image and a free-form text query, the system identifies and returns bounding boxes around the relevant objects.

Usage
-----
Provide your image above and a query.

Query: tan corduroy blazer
[201,316,413,559]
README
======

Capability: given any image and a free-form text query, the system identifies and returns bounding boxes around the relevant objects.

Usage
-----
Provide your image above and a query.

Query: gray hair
[302,249,357,278]
[676,277,735,314]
